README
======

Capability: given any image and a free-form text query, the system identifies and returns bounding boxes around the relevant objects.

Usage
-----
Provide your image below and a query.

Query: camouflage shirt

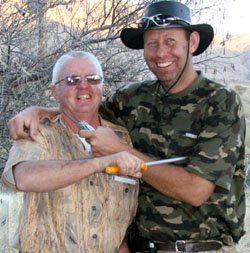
[100,72,246,245]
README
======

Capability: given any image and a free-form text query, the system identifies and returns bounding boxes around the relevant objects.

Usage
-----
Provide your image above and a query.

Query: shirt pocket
[167,130,199,156]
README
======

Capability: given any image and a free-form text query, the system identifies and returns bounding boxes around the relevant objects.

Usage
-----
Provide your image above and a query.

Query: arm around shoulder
[8,106,59,140]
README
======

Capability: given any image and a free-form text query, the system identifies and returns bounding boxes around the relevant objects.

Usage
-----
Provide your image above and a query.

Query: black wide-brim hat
[120,0,214,56]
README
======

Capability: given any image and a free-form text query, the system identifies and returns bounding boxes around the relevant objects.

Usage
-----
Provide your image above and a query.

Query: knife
[105,156,187,174]
[67,113,187,176]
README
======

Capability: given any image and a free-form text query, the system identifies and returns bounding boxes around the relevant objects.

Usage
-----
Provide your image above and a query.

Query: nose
[78,79,89,87]
[156,42,169,58]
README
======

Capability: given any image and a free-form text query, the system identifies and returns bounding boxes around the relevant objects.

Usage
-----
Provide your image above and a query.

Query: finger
[79,130,94,139]
[133,171,142,179]
[7,119,26,140]
[28,121,39,141]
[91,149,103,157]
[9,126,30,140]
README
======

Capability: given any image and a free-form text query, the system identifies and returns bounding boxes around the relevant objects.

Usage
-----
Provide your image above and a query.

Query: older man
[2,51,142,253]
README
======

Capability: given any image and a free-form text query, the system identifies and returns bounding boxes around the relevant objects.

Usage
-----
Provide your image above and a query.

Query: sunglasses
[55,74,103,86]
[137,14,191,30]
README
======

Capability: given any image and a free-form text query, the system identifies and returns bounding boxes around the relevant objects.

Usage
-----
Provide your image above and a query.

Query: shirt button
[92,234,98,239]
[92,206,96,211]
[90,181,94,186]
[125,188,129,193]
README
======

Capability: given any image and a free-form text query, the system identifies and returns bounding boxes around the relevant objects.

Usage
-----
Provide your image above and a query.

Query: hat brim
[120,24,214,56]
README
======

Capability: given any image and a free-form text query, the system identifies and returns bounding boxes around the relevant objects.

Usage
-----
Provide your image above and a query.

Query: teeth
[77,94,90,100]
[157,62,172,68]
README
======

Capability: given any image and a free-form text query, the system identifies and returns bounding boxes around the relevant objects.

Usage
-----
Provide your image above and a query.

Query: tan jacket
[1,116,138,253]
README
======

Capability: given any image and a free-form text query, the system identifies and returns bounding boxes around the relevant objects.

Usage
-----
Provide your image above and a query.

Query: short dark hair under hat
[120,0,214,56]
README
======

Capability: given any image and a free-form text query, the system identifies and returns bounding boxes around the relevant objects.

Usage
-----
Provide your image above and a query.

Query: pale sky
[212,0,249,35]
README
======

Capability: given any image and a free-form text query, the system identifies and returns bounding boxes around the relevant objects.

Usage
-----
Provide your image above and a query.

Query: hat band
[137,14,191,30]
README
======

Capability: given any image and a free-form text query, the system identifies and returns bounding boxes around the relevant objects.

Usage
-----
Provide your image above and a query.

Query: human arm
[80,127,215,206]
[13,151,143,192]
[8,106,59,140]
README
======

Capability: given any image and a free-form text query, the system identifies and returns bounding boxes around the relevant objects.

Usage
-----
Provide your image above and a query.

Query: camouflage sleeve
[100,81,145,128]
[100,94,127,127]
[186,87,246,191]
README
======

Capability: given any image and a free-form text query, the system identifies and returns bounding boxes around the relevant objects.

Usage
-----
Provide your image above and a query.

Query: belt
[152,240,223,252]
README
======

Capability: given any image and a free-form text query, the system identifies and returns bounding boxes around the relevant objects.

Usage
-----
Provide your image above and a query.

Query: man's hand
[8,106,41,141]
[80,126,128,156]
[99,151,142,178]
[7,106,59,141]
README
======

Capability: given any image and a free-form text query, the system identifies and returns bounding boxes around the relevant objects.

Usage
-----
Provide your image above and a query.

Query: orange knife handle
[105,163,147,175]
[105,165,120,174]
[141,163,147,172]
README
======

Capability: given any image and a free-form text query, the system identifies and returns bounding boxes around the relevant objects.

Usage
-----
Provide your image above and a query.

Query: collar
[156,71,204,98]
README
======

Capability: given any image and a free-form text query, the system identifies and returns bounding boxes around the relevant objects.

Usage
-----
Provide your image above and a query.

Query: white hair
[52,51,104,84]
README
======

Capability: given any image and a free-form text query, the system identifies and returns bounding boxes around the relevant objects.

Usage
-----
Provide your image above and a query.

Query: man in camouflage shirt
[97,74,245,252]
[7,1,246,253]
[85,1,246,252]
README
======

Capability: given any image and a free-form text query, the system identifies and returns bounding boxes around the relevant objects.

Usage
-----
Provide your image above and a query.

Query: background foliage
[0,0,239,173]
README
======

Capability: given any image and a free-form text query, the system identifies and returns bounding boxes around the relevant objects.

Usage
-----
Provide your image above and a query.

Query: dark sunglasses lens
[66,76,81,86]
[86,75,102,85]
[154,15,189,26]
[138,16,167,29]
[153,15,165,25]
[138,15,189,30]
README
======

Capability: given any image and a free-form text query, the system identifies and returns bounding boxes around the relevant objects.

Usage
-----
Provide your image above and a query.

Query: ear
[51,84,58,100]
[189,31,200,55]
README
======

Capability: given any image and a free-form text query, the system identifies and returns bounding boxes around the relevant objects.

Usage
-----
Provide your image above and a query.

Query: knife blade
[105,156,187,174]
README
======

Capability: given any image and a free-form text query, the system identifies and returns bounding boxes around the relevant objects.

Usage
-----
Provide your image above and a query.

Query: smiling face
[143,28,199,91]
[51,57,103,125]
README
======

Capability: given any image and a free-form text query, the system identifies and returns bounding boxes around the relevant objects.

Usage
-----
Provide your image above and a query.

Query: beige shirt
[1,116,138,253]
